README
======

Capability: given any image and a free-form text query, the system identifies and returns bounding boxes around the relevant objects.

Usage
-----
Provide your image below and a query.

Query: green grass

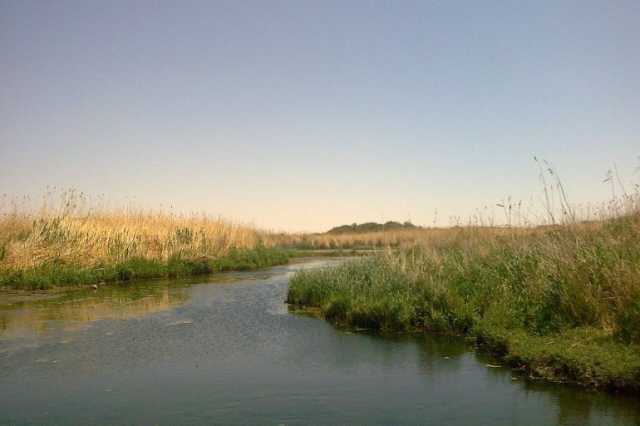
[476,326,640,391]
[0,246,293,290]
[286,214,640,392]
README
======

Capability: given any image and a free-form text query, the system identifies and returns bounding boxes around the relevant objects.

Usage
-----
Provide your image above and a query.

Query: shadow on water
[0,257,638,425]
[318,330,640,425]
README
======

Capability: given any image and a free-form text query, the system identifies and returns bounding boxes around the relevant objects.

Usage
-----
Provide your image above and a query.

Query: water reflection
[515,373,640,426]
[0,281,190,339]
[0,258,329,341]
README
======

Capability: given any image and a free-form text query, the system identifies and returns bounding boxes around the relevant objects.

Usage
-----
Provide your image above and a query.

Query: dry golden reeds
[0,189,299,271]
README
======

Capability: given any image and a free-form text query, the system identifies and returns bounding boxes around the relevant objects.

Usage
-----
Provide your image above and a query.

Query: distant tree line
[326,221,419,235]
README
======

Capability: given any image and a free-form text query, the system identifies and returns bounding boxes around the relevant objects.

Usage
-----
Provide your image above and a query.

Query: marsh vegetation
[287,183,640,391]
[0,190,296,289]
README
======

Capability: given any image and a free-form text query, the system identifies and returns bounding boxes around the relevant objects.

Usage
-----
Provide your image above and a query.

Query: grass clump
[287,213,640,391]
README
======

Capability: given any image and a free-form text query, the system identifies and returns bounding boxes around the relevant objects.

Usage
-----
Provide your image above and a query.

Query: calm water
[1,258,638,425]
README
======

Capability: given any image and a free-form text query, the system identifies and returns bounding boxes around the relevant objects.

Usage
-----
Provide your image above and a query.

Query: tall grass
[0,190,296,288]
[290,213,640,337]
[288,177,640,391]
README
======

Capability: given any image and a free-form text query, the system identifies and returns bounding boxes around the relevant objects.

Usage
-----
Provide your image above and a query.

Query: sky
[1,1,638,232]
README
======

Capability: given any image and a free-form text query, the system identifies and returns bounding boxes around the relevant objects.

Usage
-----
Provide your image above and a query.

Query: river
[1,258,638,425]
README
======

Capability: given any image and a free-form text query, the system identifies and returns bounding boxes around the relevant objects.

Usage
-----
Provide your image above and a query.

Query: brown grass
[0,190,299,271]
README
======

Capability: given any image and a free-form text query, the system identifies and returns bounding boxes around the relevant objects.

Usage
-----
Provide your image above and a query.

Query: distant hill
[326,221,420,235]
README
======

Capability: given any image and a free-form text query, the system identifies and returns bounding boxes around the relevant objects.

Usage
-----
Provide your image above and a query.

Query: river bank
[287,214,640,393]
[0,246,293,290]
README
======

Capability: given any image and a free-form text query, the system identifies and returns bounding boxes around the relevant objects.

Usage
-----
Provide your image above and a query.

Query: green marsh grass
[1,246,293,290]
[287,211,640,391]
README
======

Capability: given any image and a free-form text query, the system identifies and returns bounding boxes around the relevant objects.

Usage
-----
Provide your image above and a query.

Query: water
[1,258,638,425]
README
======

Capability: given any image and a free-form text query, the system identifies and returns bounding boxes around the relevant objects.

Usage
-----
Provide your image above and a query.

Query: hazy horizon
[2,1,638,232]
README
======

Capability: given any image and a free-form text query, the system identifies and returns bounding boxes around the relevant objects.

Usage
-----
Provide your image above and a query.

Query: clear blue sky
[1,1,638,231]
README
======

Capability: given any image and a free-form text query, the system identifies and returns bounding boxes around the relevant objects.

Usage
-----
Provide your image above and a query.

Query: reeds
[287,171,640,390]
[1,190,287,268]
[0,190,296,287]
